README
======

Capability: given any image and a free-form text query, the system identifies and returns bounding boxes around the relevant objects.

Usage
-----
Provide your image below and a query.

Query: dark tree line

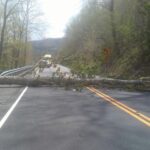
[59,0,150,79]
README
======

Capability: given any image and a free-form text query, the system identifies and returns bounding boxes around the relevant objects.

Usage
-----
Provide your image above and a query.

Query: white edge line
[0,86,28,129]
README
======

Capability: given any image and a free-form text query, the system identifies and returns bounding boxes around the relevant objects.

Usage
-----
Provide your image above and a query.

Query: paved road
[98,88,150,117]
[0,68,150,150]
[0,85,24,119]
[39,64,70,77]
[0,87,150,150]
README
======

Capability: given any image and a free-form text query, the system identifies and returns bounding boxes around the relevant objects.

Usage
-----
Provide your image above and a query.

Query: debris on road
[0,76,149,91]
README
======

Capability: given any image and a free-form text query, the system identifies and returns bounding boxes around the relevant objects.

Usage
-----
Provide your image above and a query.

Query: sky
[38,0,82,39]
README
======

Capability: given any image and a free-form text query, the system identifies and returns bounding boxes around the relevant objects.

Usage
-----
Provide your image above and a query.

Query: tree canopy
[59,0,150,79]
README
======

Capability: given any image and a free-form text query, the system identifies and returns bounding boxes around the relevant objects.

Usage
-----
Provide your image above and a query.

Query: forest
[59,0,150,79]
[0,0,42,71]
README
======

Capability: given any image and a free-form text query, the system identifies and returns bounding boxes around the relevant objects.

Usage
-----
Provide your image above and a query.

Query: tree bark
[0,0,9,59]
[110,0,120,56]
[0,76,149,91]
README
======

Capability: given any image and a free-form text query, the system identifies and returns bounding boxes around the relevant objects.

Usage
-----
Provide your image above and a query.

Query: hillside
[59,0,150,79]
[31,38,63,60]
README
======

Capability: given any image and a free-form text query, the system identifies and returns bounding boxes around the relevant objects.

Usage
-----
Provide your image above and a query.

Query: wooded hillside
[31,38,63,62]
[0,0,42,70]
[59,0,150,79]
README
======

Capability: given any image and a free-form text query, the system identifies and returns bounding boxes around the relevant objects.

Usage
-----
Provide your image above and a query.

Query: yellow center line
[91,87,150,122]
[87,87,150,127]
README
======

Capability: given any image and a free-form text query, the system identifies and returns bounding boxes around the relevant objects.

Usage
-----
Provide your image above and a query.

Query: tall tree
[109,0,119,56]
[0,0,21,59]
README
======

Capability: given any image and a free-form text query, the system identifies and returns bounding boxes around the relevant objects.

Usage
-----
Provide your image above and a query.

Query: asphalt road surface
[0,68,150,150]
[39,64,70,77]
[0,85,24,120]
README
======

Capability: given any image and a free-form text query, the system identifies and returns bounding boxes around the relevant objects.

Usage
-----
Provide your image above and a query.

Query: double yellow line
[87,87,150,127]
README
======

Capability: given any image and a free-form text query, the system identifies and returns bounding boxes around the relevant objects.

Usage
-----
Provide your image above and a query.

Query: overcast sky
[38,0,82,39]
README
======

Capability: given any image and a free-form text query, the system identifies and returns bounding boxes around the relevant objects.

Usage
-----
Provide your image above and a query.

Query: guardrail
[0,58,46,77]
[0,66,33,76]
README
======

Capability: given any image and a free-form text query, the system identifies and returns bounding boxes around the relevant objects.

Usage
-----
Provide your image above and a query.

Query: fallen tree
[0,76,150,91]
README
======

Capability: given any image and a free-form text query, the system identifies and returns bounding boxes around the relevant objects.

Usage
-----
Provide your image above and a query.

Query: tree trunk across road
[0,76,149,91]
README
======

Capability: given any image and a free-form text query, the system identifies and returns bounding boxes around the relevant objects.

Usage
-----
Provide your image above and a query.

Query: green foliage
[59,0,150,79]
[0,0,39,70]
